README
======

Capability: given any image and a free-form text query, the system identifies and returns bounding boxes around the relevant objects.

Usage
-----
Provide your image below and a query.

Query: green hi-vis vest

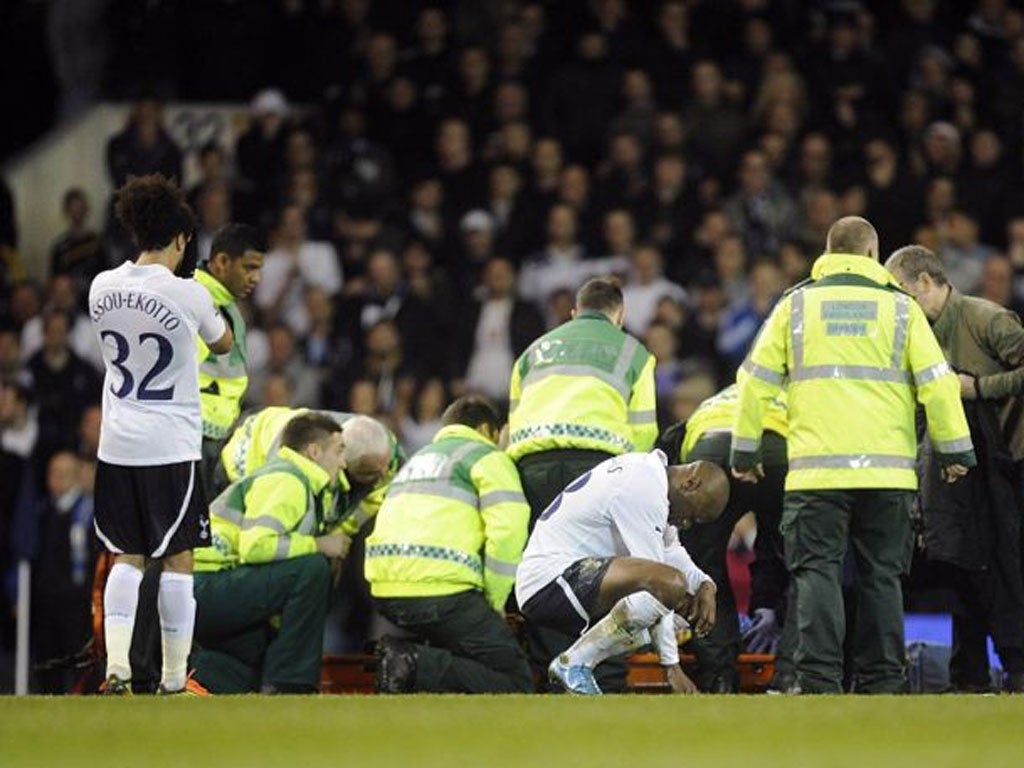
[507,311,658,461]
[365,425,530,611]
[195,269,248,440]
[194,447,337,573]
[220,407,405,534]
[681,383,788,459]
[732,252,975,491]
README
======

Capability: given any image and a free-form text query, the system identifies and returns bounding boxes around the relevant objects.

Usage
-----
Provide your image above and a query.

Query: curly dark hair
[113,174,196,251]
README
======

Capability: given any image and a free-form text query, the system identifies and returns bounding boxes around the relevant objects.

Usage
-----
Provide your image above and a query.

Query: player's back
[89,262,219,466]
[515,451,668,603]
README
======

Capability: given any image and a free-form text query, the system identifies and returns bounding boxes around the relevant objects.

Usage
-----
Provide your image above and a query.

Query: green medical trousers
[782,488,913,694]
[190,554,331,693]
[376,590,533,693]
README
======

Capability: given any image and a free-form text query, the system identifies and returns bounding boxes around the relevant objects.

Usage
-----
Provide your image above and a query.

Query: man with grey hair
[886,244,1024,693]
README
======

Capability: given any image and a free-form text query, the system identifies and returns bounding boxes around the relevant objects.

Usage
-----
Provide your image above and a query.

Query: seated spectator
[725,149,798,258]
[667,374,717,425]
[600,208,637,262]
[519,204,591,308]
[940,210,995,293]
[621,244,687,337]
[255,205,342,336]
[637,152,697,266]
[259,373,293,408]
[77,404,101,461]
[0,322,22,382]
[301,287,341,370]
[1,379,38,647]
[340,247,449,380]
[50,189,105,297]
[796,189,839,257]
[487,164,531,262]
[716,259,784,374]
[457,257,544,405]
[105,98,182,189]
[193,183,232,265]
[713,235,749,305]
[644,322,685,430]
[31,451,97,694]
[456,210,499,288]
[324,320,414,416]
[399,377,447,455]
[26,310,101,473]
[979,255,1024,317]
[21,275,102,372]
[404,178,447,258]
[235,89,290,218]
[594,131,649,212]
[248,323,321,409]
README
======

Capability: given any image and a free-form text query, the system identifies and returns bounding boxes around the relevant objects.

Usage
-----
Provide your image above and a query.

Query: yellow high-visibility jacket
[731,252,975,491]
[220,406,404,535]
[195,269,248,440]
[507,310,657,461]
[681,383,787,459]
[365,424,530,612]
[194,446,336,573]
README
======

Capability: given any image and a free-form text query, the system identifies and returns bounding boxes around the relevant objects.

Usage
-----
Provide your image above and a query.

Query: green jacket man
[195,224,264,489]
[190,412,350,693]
[367,396,533,693]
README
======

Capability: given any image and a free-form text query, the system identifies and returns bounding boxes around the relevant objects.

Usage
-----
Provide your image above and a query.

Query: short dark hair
[576,277,623,314]
[442,395,502,432]
[280,413,342,452]
[208,223,265,262]
[885,245,948,286]
[114,174,196,251]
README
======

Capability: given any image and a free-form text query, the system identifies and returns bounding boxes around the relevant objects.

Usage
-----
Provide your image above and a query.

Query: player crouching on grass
[515,451,728,694]
[89,175,234,694]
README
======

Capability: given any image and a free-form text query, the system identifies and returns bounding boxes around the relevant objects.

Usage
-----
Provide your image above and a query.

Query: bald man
[732,216,973,694]
[515,450,729,694]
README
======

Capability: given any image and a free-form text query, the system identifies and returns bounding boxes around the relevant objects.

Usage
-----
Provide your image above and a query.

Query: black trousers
[681,432,788,692]
[376,591,532,693]
[515,448,625,691]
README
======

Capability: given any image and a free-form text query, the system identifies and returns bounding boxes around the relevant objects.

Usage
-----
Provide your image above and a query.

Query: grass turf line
[3,695,1023,768]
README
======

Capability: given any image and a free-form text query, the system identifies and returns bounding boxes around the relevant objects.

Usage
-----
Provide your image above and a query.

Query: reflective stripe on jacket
[731,252,975,491]
[365,424,530,611]
[195,269,248,439]
[681,382,788,459]
[219,406,403,534]
[507,311,657,461]
[194,446,336,572]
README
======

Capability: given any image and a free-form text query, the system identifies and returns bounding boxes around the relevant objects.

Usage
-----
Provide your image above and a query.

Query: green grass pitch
[3,695,1023,767]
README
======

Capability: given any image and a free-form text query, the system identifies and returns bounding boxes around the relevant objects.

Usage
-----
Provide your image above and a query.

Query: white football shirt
[515,450,710,606]
[89,262,227,466]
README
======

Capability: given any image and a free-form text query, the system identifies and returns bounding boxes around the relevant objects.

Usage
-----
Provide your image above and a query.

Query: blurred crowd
[4,0,1024,690]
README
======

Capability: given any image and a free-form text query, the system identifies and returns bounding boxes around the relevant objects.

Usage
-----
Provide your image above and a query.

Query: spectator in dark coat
[31,451,97,693]
[25,311,100,478]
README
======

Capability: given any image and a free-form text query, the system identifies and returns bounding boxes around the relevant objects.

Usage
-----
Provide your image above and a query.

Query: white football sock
[158,571,196,691]
[104,562,144,681]
[563,591,670,669]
